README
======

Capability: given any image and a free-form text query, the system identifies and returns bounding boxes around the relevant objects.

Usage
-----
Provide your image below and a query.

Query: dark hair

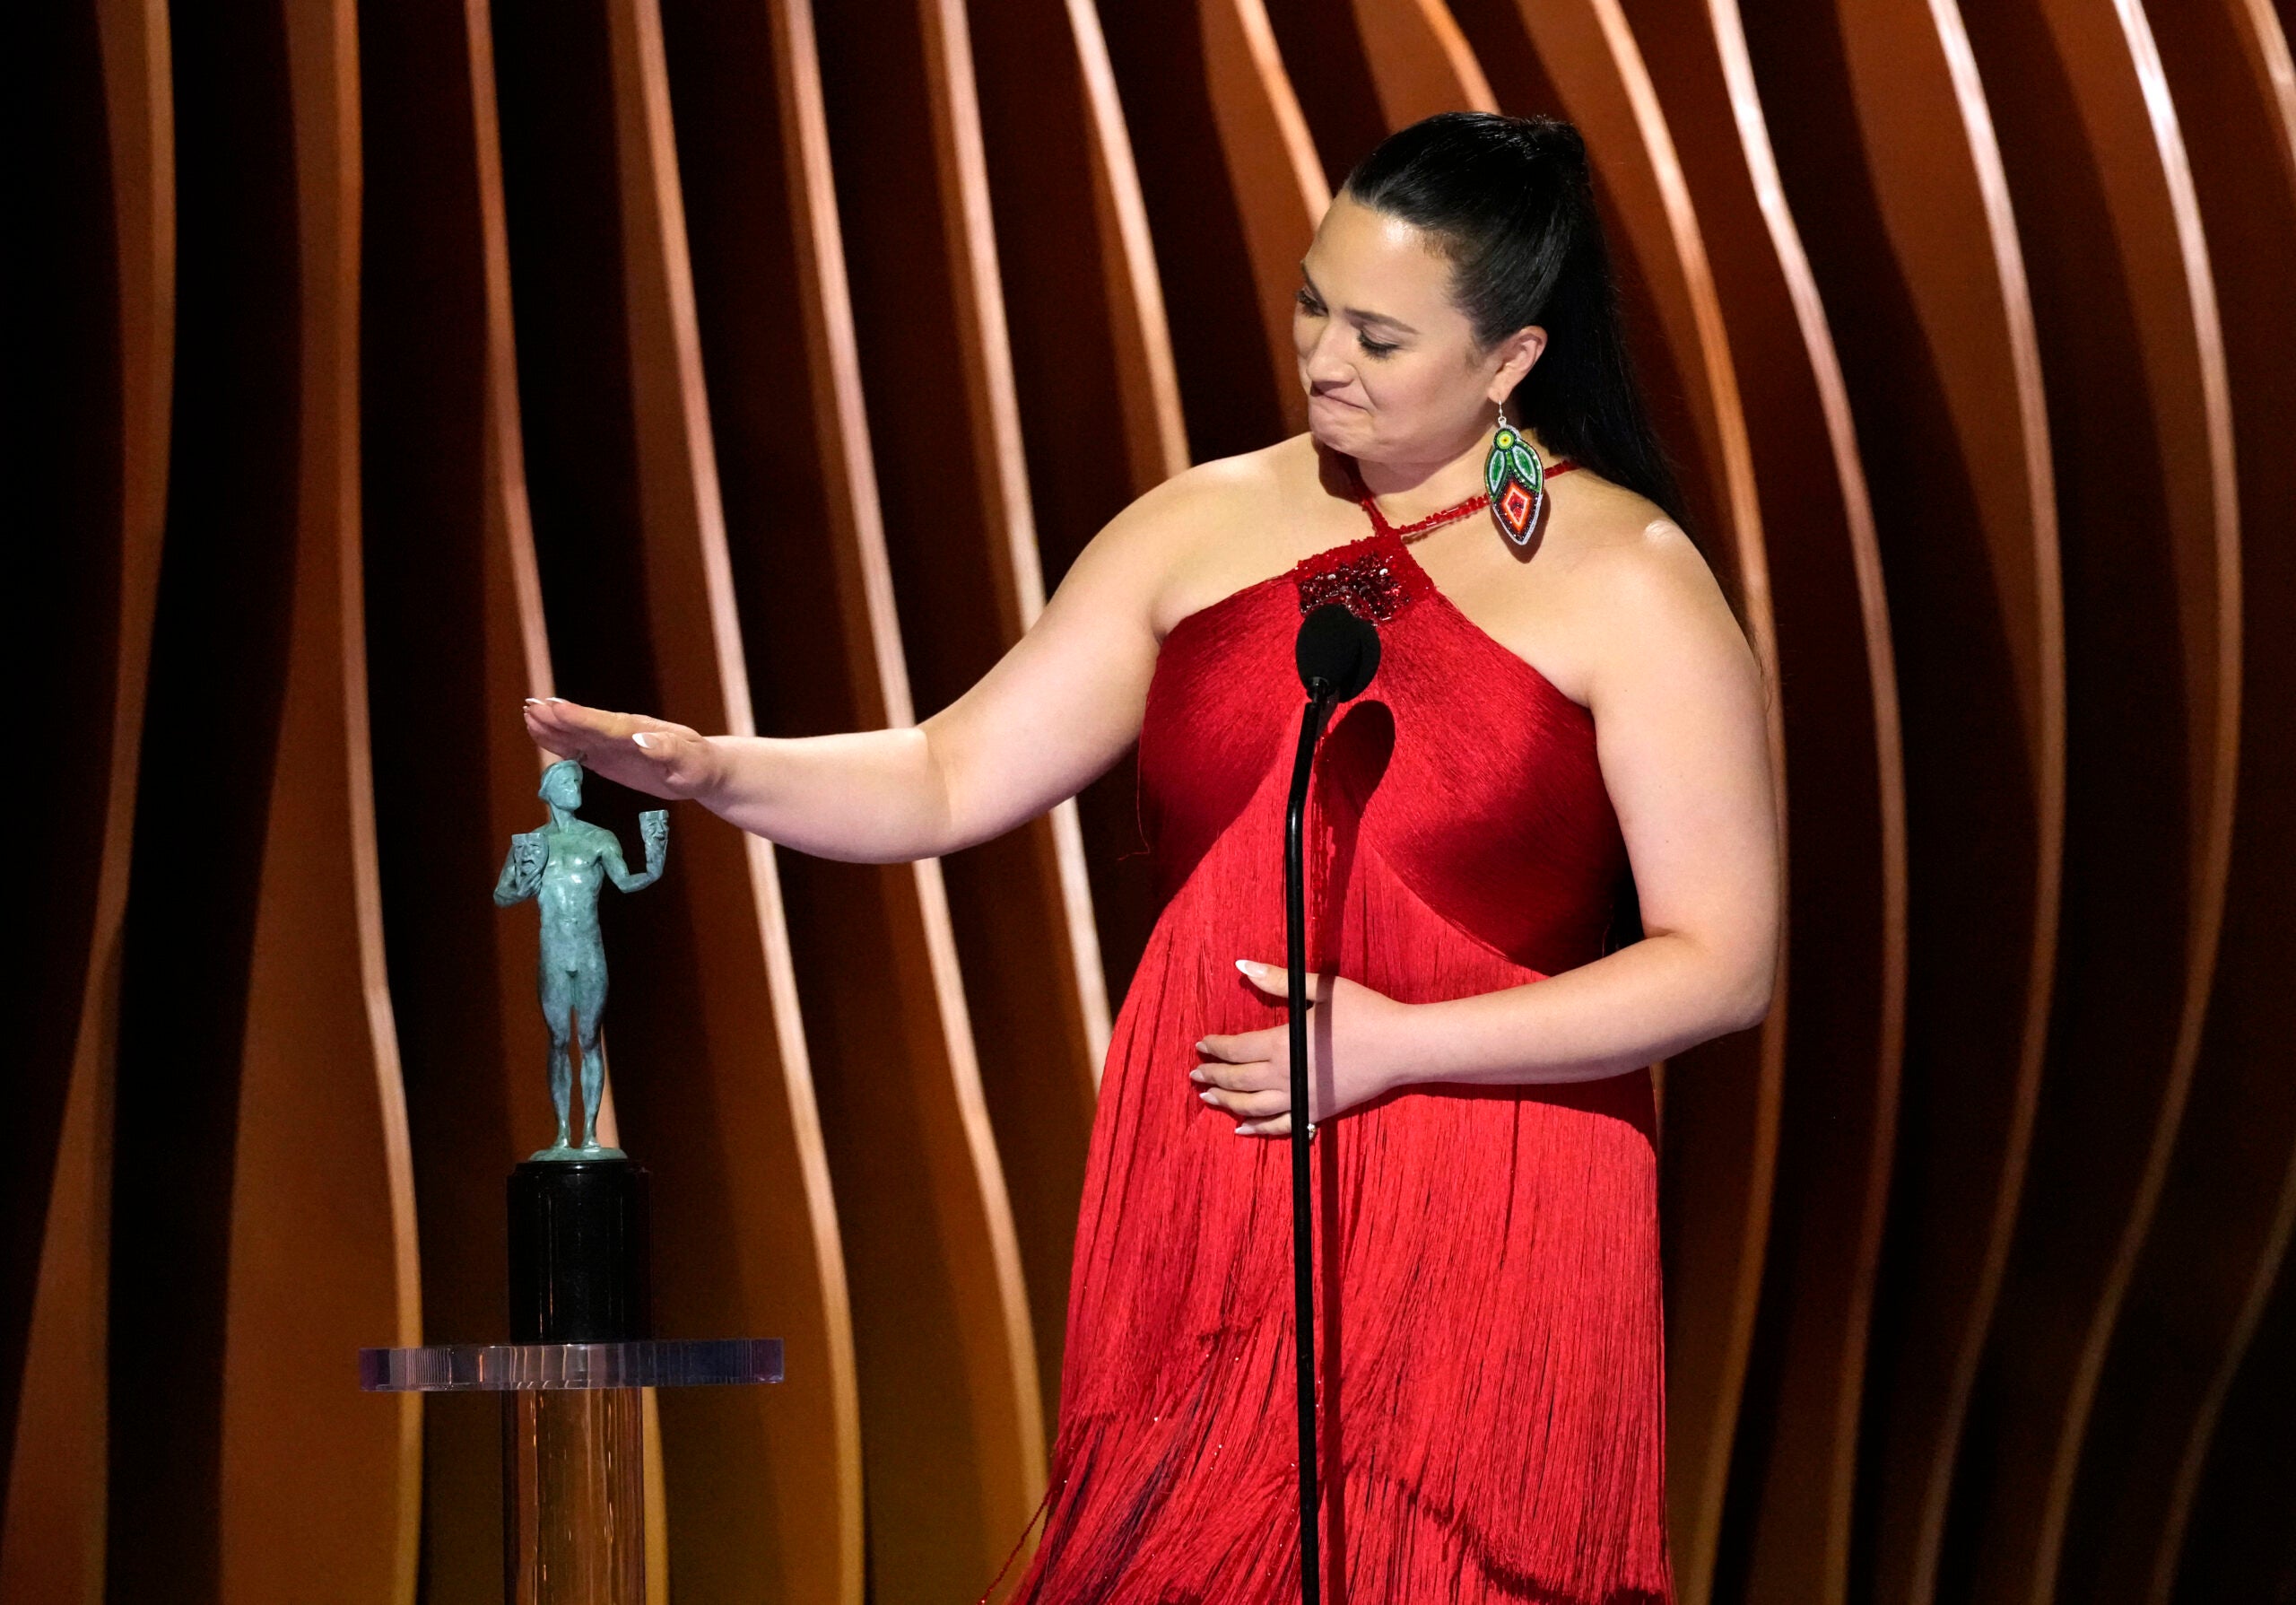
[1342,112,1689,533]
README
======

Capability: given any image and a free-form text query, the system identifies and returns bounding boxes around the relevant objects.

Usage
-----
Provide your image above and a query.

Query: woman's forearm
[693,727,958,862]
[1384,931,1772,1090]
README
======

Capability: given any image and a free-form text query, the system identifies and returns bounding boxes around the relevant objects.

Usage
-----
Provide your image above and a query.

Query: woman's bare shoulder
[1545,477,1729,619]
[1537,473,1755,693]
[1124,437,1304,535]
[1053,438,1309,633]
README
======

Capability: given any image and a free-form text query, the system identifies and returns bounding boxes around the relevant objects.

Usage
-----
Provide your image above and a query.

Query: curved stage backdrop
[9,0,2294,1602]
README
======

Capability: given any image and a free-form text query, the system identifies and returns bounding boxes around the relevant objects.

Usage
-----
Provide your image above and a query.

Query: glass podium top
[359,1338,782,1392]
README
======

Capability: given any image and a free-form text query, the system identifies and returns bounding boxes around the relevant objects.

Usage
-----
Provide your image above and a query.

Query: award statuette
[491,758,665,1161]
[361,758,779,1605]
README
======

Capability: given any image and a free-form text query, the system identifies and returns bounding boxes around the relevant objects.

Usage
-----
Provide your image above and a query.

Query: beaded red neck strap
[1344,453,1578,544]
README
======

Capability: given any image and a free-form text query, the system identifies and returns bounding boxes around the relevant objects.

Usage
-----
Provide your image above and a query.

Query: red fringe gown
[1014,525,1673,1604]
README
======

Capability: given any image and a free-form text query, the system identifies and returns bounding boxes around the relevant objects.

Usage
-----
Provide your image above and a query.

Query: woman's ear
[1488,325,1546,403]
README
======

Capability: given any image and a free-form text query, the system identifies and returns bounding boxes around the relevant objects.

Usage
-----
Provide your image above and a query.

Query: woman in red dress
[528,113,1779,1604]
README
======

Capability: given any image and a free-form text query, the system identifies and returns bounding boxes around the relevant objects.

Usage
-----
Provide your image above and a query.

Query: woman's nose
[1300,322,1353,387]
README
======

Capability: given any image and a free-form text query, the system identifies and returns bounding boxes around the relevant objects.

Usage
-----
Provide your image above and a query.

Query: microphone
[1283,602,1378,1605]
[1296,602,1380,703]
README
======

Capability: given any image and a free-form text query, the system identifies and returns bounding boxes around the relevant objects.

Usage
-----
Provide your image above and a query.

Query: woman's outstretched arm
[519,467,1222,862]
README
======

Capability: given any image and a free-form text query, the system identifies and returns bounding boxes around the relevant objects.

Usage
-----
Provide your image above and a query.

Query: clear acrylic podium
[360,1338,781,1604]
[361,1157,778,1603]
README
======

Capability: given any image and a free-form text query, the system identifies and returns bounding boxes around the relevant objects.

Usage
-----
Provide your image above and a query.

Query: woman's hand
[521,698,723,804]
[1191,960,1413,1137]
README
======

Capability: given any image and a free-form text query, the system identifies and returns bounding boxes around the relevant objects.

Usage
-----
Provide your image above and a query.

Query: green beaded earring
[1483,406,1547,546]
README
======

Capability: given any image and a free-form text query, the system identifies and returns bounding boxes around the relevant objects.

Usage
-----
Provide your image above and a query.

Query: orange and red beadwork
[1485,424,1548,545]
[1344,433,1576,556]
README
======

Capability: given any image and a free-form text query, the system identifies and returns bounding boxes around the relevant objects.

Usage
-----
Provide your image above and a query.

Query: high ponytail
[1341,112,1690,534]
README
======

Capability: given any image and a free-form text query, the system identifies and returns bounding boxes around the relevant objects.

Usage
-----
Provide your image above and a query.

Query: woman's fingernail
[1198,1089,1217,1103]
[1235,1123,1252,1135]
[1193,1040,1209,1054]
[1188,1068,1206,1083]
[631,733,654,748]
[1235,958,1256,974]
[523,697,542,706]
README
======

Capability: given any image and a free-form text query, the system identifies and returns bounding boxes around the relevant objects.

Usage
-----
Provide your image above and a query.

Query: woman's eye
[1294,287,1322,314]
[1359,337,1398,358]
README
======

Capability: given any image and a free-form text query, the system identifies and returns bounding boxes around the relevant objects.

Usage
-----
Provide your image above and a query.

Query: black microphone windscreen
[1296,603,1380,702]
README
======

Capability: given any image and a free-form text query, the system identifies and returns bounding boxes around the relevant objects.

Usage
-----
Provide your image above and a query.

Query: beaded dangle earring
[1483,406,1548,547]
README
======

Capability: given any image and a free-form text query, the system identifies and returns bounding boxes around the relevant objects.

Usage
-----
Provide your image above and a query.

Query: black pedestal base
[508,1159,651,1342]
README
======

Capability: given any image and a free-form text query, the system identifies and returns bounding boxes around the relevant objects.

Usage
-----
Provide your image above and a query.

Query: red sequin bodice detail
[1135,528,1628,973]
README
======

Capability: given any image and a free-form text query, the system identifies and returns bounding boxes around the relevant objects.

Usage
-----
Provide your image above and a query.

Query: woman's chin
[1306,397,1370,449]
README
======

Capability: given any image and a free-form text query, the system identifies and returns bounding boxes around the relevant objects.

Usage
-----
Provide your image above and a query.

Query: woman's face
[1292,191,1543,465]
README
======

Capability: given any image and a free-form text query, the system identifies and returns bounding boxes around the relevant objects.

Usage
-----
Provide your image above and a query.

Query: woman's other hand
[1190,960,1412,1137]
[521,697,723,804]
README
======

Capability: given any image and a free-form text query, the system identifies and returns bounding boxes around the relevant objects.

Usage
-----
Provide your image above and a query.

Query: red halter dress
[1014,510,1673,1604]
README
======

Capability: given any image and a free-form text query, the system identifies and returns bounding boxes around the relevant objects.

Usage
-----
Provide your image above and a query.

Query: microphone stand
[1284,677,1339,1605]
[1282,600,1377,1605]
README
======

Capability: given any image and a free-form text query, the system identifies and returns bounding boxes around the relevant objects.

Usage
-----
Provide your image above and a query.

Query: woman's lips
[1309,391,1363,410]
